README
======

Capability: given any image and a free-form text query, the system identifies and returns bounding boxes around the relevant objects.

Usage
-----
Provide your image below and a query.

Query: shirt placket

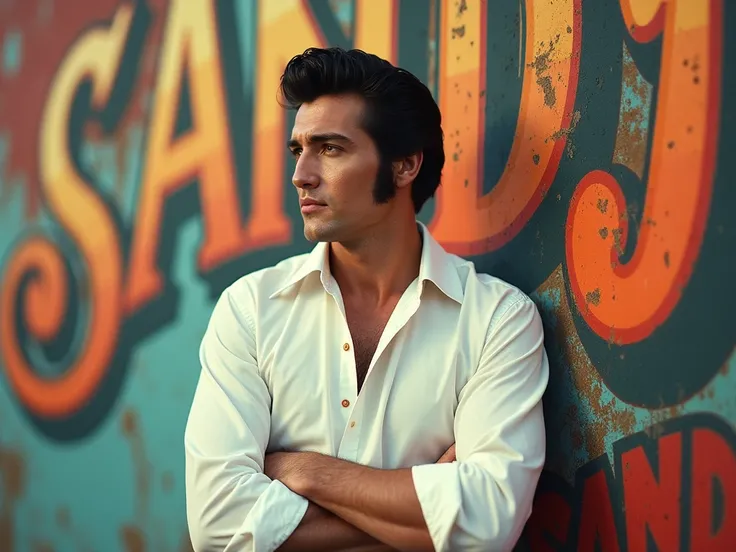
[325,278,361,461]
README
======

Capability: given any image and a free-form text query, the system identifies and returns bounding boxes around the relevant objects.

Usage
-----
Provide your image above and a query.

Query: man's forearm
[291,454,434,552]
[278,502,394,552]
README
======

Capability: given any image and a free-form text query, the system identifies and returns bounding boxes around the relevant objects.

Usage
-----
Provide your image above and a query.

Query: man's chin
[303,223,333,243]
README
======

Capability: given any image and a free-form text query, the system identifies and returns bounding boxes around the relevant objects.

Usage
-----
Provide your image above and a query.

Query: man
[185,47,549,552]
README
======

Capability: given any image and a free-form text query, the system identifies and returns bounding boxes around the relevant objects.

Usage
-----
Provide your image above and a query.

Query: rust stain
[645,403,686,440]
[612,43,651,180]
[599,227,609,239]
[612,228,624,255]
[538,76,556,107]
[529,37,560,109]
[597,198,608,213]
[456,0,467,17]
[550,110,581,141]
[0,448,24,499]
[532,153,540,165]
[121,525,146,552]
[56,506,70,529]
[0,446,26,552]
[664,251,670,267]
[122,408,137,436]
[535,267,637,465]
[451,25,465,39]
[585,288,601,306]
[720,357,732,376]
[121,408,151,525]
[162,471,174,493]
[53,505,95,552]
[571,428,583,449]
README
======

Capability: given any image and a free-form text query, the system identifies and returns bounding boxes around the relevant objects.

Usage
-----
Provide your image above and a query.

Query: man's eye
[290,149,302,157]
[323,145,339,154]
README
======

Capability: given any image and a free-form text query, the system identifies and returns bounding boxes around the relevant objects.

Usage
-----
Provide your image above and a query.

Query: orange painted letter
[430,0,581,254]
[622,433,682,551]
[354,0,398,63]
[124,0,287,313]
[565,0,722,344]
[0,6,132,417]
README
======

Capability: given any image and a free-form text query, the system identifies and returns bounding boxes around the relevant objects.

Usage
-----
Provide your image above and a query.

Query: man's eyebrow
[287,133,356,149]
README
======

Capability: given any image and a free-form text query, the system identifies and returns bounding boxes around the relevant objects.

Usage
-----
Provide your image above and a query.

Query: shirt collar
[269,221,464,303]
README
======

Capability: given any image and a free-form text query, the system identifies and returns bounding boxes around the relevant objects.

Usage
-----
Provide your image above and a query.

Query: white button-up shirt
[185,223,549,552]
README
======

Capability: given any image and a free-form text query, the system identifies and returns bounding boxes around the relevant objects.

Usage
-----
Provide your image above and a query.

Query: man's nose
[292,156,320,189]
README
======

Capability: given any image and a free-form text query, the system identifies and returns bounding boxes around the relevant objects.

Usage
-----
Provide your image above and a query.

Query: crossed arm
[270,445,457,552]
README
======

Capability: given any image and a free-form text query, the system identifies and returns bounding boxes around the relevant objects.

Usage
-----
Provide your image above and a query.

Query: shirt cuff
[237,479,309,552]
[411,462,462,552]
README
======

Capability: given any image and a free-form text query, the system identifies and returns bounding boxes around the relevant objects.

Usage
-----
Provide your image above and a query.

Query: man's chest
[344,302,394,393]
[259,301,477,468]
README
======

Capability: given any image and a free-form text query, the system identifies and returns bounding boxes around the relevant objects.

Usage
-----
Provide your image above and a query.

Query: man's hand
[436,443,456,464]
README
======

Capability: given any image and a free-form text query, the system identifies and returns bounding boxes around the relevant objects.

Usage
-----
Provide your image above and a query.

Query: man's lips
[300,198,326,214]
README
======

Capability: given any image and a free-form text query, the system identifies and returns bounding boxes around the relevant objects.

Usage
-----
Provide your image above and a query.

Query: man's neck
[329,217,422,307]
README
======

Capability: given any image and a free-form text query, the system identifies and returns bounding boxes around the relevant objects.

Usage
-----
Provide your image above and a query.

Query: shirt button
[343,343,350,351]
[341,399,350,408]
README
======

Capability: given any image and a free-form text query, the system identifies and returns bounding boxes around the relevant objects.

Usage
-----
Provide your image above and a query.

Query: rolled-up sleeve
[185,285,308,552]
[411,295,549,552]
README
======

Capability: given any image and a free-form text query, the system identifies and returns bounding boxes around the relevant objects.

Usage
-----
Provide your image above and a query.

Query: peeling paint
[532,266,639,474]
[529,37,560,109]
[612,227,624,255]
[550,110,581,141]
[585,288,601,306]
[612,41,653,179]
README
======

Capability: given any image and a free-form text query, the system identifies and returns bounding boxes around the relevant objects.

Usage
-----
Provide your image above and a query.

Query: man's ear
[393,152,423,189]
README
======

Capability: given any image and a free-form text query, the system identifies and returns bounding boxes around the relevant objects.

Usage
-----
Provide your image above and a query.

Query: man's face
[288,94,392,243]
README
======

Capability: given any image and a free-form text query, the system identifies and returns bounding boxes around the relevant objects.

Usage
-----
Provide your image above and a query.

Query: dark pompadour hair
[278,47,444,214]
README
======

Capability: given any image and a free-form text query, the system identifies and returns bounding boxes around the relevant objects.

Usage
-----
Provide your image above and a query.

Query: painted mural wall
[0,0,733,550]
